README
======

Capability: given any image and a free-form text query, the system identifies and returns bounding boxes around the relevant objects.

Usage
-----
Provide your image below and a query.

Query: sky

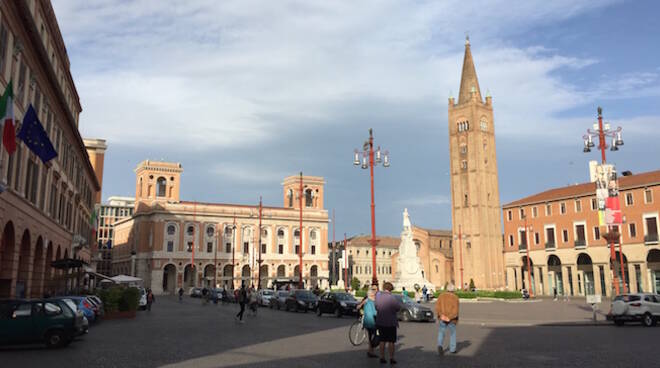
[51,0,660,238]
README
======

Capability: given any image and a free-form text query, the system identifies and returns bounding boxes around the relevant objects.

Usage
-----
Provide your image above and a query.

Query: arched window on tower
[157,177,167,197]
[464,194,469,207]
[139,177,143,197]
[305,189,313,207]
[288,189,293,207]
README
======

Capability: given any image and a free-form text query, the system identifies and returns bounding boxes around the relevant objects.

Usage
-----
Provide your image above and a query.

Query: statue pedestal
[393,208,434,293]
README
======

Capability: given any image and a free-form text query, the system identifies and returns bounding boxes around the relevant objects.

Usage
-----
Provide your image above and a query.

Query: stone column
[561,266,570,296]
[506,267,516,290]
[541,265,549,295]
[639,262,650,293]
[570,266,579,296]
[593,265,603,296]
[603,264,613,297]
[628,263,638,293]
[532,266,541,296]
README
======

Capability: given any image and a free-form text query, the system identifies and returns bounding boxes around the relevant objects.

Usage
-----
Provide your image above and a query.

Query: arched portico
[577,253,594,295]
[647,249,660,294]
[0,222,16,298]
[30,237,44,297]
[162,264,177,294]
[16,230,32,298]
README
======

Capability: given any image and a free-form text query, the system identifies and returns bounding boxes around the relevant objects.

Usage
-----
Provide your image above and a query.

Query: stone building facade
[112,161,330,294]
[344,235,398,288]
[447,37,505,289]
[502,170,660,297]
[0,0,99,298]
[95,196,134,276]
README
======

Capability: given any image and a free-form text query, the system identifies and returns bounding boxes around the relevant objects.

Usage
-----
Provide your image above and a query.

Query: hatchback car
[189,287,203,298]
[257,290,275,306]
[0,299,84,348]
[609,293,660,327]
[86,295,104,318]
[63,296,96,323]
[54,297,89,335]
[393,294,434,322]
[269,290,290,310]
[285,290,318,312]
[316,292,358,317]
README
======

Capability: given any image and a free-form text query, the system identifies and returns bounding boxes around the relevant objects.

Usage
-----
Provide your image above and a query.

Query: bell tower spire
[458,35,482,104]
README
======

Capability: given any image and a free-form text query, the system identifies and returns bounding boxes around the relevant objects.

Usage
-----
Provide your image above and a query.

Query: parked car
[257,290,275,306]
[63,296,96,323]
[316,292,358,318]
[608,293,660,327]
[393,294,434,322]
[0,299,84,348]
[270,290,290,310]
[189,287,203,298]
[86,295,104,318]
[285,290,318,312]
[56,297,89,335]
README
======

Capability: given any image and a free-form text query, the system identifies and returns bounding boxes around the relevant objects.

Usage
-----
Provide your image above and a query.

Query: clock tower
[448,37,504,289]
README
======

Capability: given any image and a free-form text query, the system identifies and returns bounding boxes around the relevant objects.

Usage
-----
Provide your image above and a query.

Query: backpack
[363,299,377,329]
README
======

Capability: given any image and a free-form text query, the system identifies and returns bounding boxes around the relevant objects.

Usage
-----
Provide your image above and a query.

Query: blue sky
[52,0,660,237]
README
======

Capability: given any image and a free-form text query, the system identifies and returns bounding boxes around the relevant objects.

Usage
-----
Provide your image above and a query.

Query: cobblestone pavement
[2,296,657,367]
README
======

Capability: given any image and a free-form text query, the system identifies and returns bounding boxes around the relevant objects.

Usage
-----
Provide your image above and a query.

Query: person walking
[436,283,459,355]
[178,287,184,302]
[401,287,409,302]
[248,286,258,316]
[422,285,428,302]
[375,282,400,365]
[222,288,228,305]
[357,285,379,359]
[553,287,558,301]
[235,284,247,323]
[146,289,155,311]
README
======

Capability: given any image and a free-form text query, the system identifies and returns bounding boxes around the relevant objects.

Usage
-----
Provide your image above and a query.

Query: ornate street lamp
[353,128,390,286]
[582,106,625,295]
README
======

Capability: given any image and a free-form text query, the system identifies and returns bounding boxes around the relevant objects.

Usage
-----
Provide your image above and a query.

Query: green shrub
[98,286,140,312]
[350,277,360,291]
[355,290,367,298]
[493,291,522,299]
[119,287,140,311]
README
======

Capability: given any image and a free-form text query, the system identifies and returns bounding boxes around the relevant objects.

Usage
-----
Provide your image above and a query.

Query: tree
[469,278,476,291]
[350,277,360,291]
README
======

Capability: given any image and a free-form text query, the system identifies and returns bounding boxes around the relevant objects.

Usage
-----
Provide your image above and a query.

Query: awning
[111,274,143,283]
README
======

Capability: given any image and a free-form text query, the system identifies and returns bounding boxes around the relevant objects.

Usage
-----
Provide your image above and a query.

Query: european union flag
[17,104,57,163]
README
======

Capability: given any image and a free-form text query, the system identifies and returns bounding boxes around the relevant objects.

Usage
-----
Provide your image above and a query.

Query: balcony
[518,243,527,252]
[545,242,556,250]
[645,234,659,245]
[574,239,586,249]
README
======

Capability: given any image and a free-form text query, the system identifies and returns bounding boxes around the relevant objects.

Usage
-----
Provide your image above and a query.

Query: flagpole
[192,201,196,286]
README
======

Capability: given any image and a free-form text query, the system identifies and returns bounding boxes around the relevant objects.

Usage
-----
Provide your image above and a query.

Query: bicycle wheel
[348,321,367,346]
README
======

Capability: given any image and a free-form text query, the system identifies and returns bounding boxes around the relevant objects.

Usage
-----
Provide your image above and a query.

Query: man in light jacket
[435,283,459,355]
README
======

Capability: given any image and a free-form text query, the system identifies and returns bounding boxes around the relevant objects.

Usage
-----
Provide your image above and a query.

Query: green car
[0,299,84,348]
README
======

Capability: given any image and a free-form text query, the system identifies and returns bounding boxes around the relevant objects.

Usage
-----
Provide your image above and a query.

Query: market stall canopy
[111,275,143,283]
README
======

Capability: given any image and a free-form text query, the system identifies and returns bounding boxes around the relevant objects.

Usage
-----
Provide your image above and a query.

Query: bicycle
[348,315,367,346]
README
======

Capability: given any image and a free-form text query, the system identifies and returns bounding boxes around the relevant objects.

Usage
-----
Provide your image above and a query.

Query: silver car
[269,290,290,310]
[257,290,275,306]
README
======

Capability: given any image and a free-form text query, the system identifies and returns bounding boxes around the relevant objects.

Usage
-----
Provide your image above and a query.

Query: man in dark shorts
[375,282,401,364]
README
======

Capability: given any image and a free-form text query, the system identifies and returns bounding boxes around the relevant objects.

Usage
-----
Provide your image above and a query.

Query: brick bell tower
[448,37,504,289]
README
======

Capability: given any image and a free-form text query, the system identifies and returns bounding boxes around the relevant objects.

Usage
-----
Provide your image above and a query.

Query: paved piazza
[2,296,658,367]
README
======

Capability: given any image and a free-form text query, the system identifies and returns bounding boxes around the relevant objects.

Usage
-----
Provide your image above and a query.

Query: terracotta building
[448,37,505,289]
[0,1,99,298]
[112,160,330,294]
[502,170,660,297]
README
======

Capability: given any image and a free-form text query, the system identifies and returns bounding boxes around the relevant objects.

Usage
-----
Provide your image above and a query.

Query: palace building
[0,1,100,298]
[447,37,505,289]
[502,170,660,297]
[111,160,330,294]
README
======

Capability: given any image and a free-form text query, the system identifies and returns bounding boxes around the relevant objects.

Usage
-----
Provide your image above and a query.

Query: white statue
[394,208,433,293]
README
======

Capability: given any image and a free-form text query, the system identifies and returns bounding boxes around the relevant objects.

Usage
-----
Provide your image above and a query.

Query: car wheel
[614,318,624,326]
[642,313,656,327]
[334,307,342,318]
[317,307,322,317]
[402,310,412,322]
[45,330,67,348]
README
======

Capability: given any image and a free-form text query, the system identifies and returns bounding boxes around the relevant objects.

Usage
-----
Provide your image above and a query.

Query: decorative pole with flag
[0,80,17,156]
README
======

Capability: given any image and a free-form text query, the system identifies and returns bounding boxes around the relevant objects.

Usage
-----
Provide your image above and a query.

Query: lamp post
[582,106,625,295]
[298,172,304,290]
[331,209,336,286]
[522,214,534,298]
[344,233,348,292]
[257,197,263,290]
[231,215,236,290]
[353,128,390,286]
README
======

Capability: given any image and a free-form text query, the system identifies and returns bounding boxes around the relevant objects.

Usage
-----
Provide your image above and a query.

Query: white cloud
[211,163,287,184]
[51,0,627,150]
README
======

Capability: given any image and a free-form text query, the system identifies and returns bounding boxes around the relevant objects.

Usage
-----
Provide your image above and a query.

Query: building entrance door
[554,273,564,295]
[583,271,595,295]
[653,270,660,294]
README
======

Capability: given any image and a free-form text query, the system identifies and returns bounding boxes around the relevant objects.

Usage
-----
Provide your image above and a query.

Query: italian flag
[0,81,16,155]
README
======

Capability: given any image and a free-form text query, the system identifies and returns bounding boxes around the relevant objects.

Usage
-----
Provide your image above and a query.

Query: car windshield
[62,299,78,311]
[334,293,355,301]
[295,290,314,298]
[279,292,289,297]
[262,291,274,296]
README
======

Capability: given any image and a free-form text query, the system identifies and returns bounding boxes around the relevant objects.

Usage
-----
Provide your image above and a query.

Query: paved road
[2,296,657,367]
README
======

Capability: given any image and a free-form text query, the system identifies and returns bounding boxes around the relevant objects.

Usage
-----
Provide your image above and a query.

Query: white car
[609,293,660,327]
[257,290,275,306]
[138,287,147,310]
